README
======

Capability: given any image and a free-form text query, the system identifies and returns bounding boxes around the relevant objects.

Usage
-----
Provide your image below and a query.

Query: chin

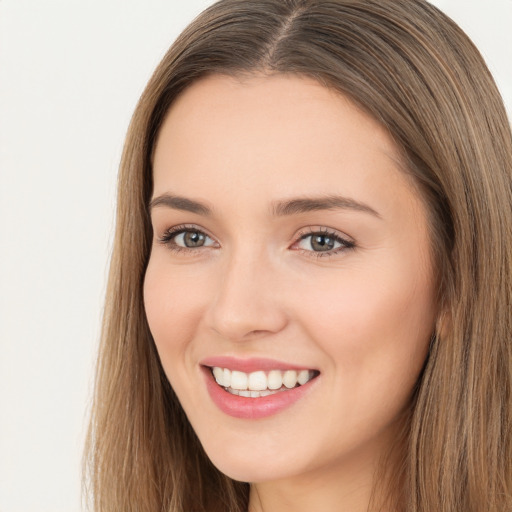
[200,438,298,483]
[212,461,291,484]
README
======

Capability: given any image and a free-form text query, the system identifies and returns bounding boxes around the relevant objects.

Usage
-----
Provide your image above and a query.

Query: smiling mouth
[209,367,320,398]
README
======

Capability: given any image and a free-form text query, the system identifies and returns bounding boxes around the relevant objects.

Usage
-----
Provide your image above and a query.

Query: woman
[83,1,512,511]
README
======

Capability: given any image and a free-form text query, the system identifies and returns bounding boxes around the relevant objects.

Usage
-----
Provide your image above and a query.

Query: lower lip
[202,367,317,419]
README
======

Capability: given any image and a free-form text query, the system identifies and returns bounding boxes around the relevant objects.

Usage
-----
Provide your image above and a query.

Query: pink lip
[200,356,314,373]
[200,363,319,420]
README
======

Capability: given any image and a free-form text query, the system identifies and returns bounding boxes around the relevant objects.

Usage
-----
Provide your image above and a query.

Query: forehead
[155,75,398,175]
[152,74,422,222]
[156,73,394,150]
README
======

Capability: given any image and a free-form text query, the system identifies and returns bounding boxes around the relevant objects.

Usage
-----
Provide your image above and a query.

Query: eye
[293,228,355,256]
[174,230,213,248]
[158,225,217,251]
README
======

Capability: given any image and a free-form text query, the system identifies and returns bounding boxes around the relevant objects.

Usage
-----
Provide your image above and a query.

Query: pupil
[184,231,205,247]
[311,235,334,251]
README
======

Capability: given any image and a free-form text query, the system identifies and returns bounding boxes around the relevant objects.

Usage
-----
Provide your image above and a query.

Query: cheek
[293,272,434,449]
[294,261,435,392]
[143,258,208,365]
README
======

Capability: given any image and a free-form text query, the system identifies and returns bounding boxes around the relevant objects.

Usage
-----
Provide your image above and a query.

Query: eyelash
[157,224,355,258]
[157,224,216,254]
[293,227,355,258]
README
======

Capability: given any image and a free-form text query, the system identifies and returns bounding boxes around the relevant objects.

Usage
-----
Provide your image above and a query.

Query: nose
[204,249,288,342]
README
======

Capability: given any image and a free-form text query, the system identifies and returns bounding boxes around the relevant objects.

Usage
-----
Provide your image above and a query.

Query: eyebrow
[271,195,381,219]
[149,193,381,219]
[149,194,212,215]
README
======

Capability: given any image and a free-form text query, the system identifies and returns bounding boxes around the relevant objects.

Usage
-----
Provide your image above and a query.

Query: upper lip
[200,356,318,373]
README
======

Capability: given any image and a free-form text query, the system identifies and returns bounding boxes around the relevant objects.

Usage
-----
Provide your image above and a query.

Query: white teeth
[248,371,267,391]
[283,370,297,389]
[267,370,283,390]
[212,366,224,384]
[211,366,317,395]
[231,370,248,390]
[223,368,231,387]
[227,388,278,398]
[297,369,310,385]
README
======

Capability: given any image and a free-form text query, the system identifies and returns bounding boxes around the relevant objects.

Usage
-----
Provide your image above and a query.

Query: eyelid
[156,223,354,257]
[290,226,355,257]
[157,224,219,251]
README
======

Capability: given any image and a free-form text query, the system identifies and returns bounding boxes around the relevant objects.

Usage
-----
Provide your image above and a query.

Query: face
[144,74,437,486]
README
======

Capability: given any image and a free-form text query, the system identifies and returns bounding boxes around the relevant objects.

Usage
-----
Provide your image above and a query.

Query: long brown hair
[83,1,512,510]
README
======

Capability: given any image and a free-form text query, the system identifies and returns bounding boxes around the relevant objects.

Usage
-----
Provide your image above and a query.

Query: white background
[0,1,510,511]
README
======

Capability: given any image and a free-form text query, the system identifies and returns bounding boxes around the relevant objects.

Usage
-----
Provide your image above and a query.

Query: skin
[144,74,437,512]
